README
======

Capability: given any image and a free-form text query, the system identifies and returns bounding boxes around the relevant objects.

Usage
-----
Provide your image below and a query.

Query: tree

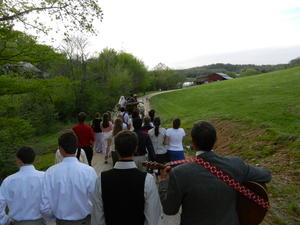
[289,57,300,67]
[240,68,261,77]
[0,28,64,72]
[150,65,185,90]
[0,0,103,35]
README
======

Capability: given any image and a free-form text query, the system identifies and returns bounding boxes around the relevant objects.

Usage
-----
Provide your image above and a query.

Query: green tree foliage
[289,57,300,67]
[0,118,34,182]
[0,0,103,35]
[178,63,288,79]
[149,63,185,90]
[0,28,181,181]
[0,29,52,64]
[240,68,261,77]
[0,28,66,78]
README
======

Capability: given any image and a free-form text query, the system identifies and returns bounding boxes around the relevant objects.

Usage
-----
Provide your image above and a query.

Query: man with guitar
[157,121,272,225]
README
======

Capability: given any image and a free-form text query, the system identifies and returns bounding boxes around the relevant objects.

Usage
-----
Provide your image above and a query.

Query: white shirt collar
[19,165,35,172]
[196,150,213,156]
[114,161,137,169]
[62,157,78,163]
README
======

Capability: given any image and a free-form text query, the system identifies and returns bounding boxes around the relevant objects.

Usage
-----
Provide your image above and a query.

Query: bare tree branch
[0,6,66,22]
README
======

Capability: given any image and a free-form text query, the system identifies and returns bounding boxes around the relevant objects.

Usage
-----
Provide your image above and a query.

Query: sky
[17,0,300,69]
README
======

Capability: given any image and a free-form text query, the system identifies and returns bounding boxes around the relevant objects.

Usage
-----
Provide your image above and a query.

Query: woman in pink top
[100,113,113,163]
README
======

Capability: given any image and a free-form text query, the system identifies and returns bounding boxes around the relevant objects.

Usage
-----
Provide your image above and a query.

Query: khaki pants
[56,215,91,225]
[14,218,45,225]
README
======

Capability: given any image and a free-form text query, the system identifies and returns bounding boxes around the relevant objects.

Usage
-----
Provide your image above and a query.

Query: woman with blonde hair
[109,118,123,165]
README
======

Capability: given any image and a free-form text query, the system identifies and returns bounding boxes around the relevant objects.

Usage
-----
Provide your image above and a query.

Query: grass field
[151,66,300,225]
[28,122,74,170]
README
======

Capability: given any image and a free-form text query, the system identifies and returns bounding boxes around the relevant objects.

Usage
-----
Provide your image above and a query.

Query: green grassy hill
[151,66,300,225]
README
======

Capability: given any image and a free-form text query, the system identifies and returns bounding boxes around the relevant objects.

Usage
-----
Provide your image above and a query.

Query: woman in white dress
[100,113,113,163]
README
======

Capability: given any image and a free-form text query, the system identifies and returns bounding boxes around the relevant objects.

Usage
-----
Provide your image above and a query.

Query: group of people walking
[0,106,272,225]
[72,106,188,169]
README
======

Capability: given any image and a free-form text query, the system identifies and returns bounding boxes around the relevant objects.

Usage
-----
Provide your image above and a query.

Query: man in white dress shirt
[92,130,162,225]
[40,130,97,225]
[0,146,45,225]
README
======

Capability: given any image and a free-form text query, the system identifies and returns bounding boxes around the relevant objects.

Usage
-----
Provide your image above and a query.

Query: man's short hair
[173,118,181,129]
[191,121,216,151]
[143,116,151,125]
[78,112,86,123]
[16,146,36,164]
[58,130,78,154]
[115,130,138,158]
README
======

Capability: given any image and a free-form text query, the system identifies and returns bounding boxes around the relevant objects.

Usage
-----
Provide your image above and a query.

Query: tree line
[177,60,300,79]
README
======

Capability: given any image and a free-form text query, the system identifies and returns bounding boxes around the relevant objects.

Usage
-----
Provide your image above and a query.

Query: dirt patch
[287,104,300,115]
[206,118,300,225]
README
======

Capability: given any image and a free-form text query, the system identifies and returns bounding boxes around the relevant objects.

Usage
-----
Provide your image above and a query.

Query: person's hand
[158,166,172,182]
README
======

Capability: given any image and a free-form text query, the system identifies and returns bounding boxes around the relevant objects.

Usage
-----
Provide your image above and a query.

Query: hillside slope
[151,66,300,225]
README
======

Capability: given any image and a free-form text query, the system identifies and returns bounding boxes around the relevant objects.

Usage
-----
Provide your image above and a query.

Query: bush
[0,118,34,182]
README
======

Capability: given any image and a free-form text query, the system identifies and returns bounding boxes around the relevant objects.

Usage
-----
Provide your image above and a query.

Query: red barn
[196,73,233,85]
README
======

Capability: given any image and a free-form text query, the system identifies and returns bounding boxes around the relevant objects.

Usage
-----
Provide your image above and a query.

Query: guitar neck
[142,161,167,170]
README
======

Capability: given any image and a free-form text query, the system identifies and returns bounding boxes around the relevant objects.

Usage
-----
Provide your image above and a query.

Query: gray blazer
[158,151,272,225]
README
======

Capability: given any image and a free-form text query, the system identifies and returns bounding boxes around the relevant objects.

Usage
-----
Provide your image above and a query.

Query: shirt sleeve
[158,170,182,215]
[144,174,163,225]
[55,149,62,164]
[241,160,272,183]
[0,183,11,225]
[182,128,186,136]
[166,129,170,137]
[81,149,89,165]
[40,173,55,222]
[88,168,98,202]
[91,175,106,225]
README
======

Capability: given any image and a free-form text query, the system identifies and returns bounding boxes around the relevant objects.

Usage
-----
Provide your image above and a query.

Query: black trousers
[155,153,169,164]
[81,146,93,166]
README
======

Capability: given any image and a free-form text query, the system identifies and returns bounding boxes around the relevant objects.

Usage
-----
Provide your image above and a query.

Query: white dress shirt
[40,157,97,221]
[0,165,45,225]
[92,161,163,225]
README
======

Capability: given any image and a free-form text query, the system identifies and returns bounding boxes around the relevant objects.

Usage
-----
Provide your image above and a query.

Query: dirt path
[138,89,182,113]
[49,90,184,225]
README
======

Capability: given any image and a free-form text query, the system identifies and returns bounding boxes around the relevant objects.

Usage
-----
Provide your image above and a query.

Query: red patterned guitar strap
[167,157,270,210]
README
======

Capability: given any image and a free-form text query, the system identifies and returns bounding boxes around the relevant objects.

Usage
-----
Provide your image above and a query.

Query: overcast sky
[19,0,300,69]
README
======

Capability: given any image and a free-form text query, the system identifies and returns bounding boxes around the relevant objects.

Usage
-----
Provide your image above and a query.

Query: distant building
[1,61,50,78]
[182,81,194,88]
[195,73,233,85]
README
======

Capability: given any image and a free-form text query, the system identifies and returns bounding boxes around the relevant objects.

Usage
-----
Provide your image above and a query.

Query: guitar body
[237,181,268,225]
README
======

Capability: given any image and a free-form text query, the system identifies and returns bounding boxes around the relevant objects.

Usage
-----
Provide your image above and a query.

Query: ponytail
[153,117,161,137]
[154,126,159,137]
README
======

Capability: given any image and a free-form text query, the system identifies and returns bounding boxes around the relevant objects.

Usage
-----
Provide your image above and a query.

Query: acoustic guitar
[142,161,269,225]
